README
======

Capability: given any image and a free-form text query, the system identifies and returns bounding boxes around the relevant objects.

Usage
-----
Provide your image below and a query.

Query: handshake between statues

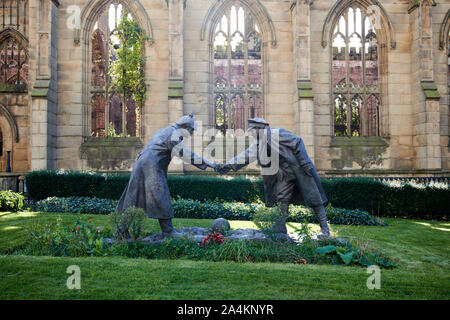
[211,163,232,175]
[116,114,331,239]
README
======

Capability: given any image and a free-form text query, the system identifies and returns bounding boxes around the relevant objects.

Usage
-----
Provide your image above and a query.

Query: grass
[0,211,449,299]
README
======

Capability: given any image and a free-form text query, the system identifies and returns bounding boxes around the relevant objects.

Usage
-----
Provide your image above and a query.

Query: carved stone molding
[321,0,396,50]
[200,0,278,48]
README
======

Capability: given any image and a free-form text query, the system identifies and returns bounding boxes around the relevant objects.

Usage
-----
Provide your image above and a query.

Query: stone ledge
[297,80,314,99]
[81,136,144,147]
[330,136,389,148]
[421,81,441,101]
[31,79,51,98]
[80,137,144,171]
[0,84,27,93]
[321,169,450,178]
[168,79,184,99]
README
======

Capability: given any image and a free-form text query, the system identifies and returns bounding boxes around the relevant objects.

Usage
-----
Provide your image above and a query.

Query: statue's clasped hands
[207,163,232,175]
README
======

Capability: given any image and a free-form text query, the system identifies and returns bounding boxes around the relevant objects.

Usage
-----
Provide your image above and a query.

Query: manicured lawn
[0,211,449,299]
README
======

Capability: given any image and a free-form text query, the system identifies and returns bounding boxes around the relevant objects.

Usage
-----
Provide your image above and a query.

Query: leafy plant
[0,190,24,212]
[109,206,146,242]
[34,196,117,214]
[20,218,106,257]
[34,195,387,227]
[252,205,285,239]
[108,10,149,108]
[316,244,396,268]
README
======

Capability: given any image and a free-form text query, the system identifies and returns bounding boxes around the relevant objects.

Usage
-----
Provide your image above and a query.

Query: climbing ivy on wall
[108,10,149,107]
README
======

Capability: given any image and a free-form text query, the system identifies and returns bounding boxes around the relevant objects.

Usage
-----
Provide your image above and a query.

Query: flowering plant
[201,232,226,247]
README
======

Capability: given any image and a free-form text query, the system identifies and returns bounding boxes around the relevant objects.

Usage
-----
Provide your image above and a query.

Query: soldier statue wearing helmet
[116,112,218,237]
[218,118,331,238]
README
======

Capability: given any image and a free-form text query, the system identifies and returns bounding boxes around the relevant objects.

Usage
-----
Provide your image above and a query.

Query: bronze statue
[116,113,217,238]
[218,118,331,238]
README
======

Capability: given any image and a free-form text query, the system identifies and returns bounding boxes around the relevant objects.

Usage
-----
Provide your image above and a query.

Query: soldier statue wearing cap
[218,118,331,238]
[116,112,218,238]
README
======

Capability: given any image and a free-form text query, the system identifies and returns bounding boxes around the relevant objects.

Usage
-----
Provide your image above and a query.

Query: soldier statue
[116,113,218,238]
[218,118,331,238]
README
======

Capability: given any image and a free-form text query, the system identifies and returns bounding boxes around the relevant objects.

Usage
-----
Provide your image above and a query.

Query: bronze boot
[313,205,331,238]
[158,219,183,238]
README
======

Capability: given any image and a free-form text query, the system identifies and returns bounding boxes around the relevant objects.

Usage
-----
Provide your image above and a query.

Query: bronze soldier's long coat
[116,125,212,219]
[227,127,328,208]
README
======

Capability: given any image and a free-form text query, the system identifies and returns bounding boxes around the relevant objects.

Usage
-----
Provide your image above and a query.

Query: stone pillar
[410,0,441,170]
[30,0,59,170]
[292,0,314,161]
[167,0,185,173]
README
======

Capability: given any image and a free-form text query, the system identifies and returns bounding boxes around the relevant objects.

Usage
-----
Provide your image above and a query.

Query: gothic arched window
[213,4,263,135]
[332,5,380,137]
[0,34,28,90]
[89,2,144,137]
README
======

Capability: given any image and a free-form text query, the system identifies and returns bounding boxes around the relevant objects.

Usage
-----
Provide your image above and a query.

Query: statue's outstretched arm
[219,142,258,174]
[178,142,216,170]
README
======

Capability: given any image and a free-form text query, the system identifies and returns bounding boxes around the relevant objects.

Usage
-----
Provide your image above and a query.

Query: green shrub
[25,170,449,220]
[290,204,388,226]
[109,207,146,241]
[252,205,286,238]
[34,197,118,214]
[18,218,106,257]
[171,198,261,221]
[0,190,24,212]
[34,196,386,226]
[323,178,449,220]
[167,175,264,202]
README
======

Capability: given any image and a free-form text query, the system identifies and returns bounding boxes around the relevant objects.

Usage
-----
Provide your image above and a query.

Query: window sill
[330,136,389,148]
[82,136,144,148]
[0,84,27,93]
[80,137,144,171]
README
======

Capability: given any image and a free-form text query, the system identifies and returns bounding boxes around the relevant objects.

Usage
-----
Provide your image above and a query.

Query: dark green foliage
[174,198,387,226]
[34,196,386,226]
[16,218,107,257]
[323,178,449,220]
[315,244,395,268]
[25,170,449,220]
[0,190,24,212]
[34,197,118,214]
[167,175,265,202]
[171,198,258,221]
[25,170,107,200]
[290,204,388,226]
[252,205,284,237]
[109,207,146,241]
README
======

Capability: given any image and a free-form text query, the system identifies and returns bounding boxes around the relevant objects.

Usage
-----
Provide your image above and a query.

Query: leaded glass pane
[213,3,263,134]
[89,2,143,137]
[334,95,348,136]
[332,5,380,137]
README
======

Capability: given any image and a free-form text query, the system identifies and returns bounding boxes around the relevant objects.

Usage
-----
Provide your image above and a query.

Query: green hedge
[25,170,449,220]
[33,196,386,226]
[25,171,129,200]
[25,170,264,202]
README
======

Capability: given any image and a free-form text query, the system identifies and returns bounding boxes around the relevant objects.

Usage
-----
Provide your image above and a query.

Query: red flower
[88,219,92,222]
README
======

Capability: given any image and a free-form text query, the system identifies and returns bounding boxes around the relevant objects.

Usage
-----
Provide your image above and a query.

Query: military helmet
[176,112,196,129]
[248,118,269,130]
